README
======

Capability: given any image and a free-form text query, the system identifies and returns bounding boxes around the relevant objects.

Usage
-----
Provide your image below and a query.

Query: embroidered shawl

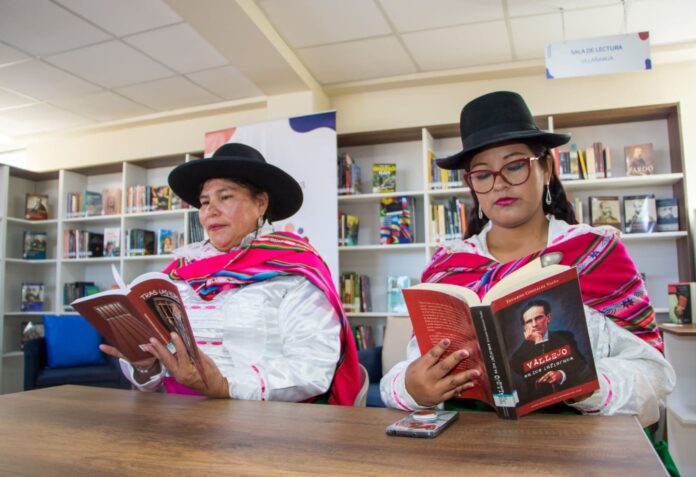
[422,225,663,352]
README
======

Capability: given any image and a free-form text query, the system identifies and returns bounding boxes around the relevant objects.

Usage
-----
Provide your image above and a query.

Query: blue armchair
[358,345,384,407]
[23,337,131,391]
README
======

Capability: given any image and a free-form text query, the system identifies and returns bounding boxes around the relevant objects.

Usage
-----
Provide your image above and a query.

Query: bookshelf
[0,166,7,392]
[337,103,693,345]
[0,153,200,393]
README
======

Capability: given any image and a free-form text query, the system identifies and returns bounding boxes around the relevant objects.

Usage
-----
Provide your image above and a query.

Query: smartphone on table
[385,410,459,438]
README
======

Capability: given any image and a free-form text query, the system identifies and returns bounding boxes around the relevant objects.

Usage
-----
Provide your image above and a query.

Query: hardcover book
[403,256,598,419]
[379,197,414,244]
[83,190,102,216]
[588,196,621,229]
[668,282,695,324]
[71,266,204,379]
[624,143,654,176]
[152,186,171,211]
[104,227,121,257]
[656,198,679,232]
[23,231,47,259]
[345,215,360,246]
[21,282,45,311]
[387,275,411,314]
[157,229,175,255]
[623,195,657,233]
[102,189,122,215]
[372,163,397,193]
[88,232,104,258]
[25,193,49,220]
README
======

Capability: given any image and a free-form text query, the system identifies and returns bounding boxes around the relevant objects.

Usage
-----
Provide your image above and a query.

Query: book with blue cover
[23,231,47,259]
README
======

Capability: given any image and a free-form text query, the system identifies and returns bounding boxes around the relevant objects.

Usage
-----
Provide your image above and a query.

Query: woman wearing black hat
[101,143,361,405]
[380,92,673,425]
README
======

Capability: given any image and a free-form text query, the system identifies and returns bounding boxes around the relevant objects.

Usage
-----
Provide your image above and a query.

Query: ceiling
[0,0,694,144]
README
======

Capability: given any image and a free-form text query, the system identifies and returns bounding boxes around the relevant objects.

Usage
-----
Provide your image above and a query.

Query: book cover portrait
[23,231,47,259]
[589,196,621,229]
[494,277,596,413]
[624,143,654,176]
[372,163,397,193]
[656,198,679,232]
[25,193,49,220]
[624,195,657,233]
[21,282,45,311]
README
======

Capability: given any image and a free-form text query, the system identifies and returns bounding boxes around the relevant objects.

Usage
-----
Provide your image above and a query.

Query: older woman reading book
[380,92,674,426]
[101,143,360,405]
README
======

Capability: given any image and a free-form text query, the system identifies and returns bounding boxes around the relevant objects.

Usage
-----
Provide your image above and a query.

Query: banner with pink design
[204,111,338,282]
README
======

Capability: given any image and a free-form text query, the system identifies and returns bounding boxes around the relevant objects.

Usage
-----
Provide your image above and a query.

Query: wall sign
[546,32,651,79]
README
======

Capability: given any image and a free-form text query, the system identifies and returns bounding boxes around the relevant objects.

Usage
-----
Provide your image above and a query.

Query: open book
[403,255,598,419]
[72,265,204,381]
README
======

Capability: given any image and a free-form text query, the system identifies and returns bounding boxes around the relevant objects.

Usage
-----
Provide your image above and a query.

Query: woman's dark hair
[464,140,578,238]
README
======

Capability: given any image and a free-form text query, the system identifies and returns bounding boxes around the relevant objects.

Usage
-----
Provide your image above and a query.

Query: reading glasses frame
[464,156,540,194]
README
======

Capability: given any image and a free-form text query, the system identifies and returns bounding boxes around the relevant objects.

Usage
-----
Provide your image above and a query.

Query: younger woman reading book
[380,91,674,426]
[101,143,360,404]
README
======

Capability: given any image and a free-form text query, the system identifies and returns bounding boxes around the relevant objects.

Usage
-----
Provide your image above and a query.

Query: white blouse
[121,227,341,402]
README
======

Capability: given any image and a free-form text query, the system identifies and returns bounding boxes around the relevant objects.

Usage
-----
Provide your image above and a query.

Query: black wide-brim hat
[168,143,303,222]
[437,91,571,170]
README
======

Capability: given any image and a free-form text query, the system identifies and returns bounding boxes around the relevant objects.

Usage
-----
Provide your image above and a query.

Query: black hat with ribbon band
[437,91,571,170]
[168,143,303,222]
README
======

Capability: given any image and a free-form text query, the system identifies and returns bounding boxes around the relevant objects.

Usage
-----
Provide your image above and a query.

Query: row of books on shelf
[339,142,659,199]
[125,228,184,256]
[576,195,678,233]
[559,142,658,181]
[353,324,378,351]
[61,227,184,259]
[65,189,122,217]
[338,196,417,247]
[339,274,414,314]
[126,185,187,213]
[63,229,104,259]
[23,186,189,221]
[340,273,371,313]
[428,150,464,190]
[431,197,468,243]
[188,211,205,243]
[337,153,362,195]
[338,153,398,195]
[63,281,99,311]
[338,212,359,247]
[557,142,613,181]
[22,280,158,313]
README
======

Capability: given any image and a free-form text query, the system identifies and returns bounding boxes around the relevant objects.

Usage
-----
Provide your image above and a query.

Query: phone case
[385,410,459,438]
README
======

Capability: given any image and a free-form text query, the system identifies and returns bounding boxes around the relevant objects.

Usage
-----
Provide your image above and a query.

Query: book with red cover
[71,266,205,382]
[403,256,598,419]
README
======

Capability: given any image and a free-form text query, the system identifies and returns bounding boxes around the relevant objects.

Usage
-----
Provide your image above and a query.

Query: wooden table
[0,386,666,476]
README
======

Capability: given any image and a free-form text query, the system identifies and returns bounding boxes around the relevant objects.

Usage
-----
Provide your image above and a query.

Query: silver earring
[257,216,264,228]
[478,204,483,220]
[545,183,552,205]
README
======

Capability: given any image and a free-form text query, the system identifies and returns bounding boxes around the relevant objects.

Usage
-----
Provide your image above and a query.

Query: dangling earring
[257,216,264,229]
[545,182,552,206]
[478,204,483,220]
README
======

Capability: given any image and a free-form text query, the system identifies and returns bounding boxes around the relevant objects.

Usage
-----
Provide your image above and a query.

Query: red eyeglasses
[464,156,540,194]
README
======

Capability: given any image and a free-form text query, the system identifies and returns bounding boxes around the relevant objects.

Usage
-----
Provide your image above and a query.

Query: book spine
[470,306,519,419]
